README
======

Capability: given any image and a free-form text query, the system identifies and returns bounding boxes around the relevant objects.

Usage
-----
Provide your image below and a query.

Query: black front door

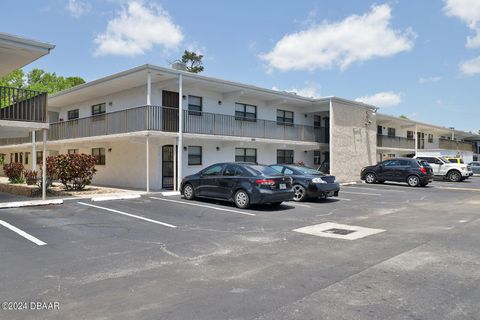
[162,90,179,132]
[162,145,177,189]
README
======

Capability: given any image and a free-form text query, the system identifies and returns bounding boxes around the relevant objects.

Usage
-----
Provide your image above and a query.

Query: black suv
[360,158,433,187]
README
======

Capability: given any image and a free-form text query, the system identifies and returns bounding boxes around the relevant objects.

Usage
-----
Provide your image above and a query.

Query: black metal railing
[377,134,415,149]
[0,86,47,122]
[0,106,328,145]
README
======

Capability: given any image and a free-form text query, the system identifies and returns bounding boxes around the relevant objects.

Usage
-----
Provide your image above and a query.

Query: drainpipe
[177,73,183,191]
[32,131,36,170]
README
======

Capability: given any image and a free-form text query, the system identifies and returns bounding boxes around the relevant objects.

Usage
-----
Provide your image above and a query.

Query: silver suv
[415,156,473,182]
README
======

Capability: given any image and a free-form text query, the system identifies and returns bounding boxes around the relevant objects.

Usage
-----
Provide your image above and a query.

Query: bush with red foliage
[3,162,24,183]
[51,154,97,190]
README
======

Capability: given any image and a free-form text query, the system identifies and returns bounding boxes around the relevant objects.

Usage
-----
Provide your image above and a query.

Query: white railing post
[41,129,47,200]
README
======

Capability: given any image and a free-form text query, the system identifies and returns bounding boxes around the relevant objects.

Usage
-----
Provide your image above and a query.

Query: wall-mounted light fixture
[182,95,187,100]
[304,114,308,118]
[109,102,113,106]
[216,146,220,151]
[304,150,308,153]
[183,146,187,151]
[108,148,112,152]
[218,100,222,105]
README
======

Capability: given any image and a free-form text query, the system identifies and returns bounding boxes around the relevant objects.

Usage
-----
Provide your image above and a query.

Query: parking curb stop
[0,199,63,209]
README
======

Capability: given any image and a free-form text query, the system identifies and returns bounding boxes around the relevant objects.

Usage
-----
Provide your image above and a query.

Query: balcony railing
[0,86,47,122]
[439,138,475,152]
[377,134,415,149]
[0,105,328,146]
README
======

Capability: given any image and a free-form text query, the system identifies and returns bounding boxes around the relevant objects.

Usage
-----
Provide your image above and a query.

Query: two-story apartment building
[376,113,478,163]
[0,32,54,199]
[0,64,378,190]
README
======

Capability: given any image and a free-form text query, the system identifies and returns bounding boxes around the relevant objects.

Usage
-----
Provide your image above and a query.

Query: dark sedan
[269,164,340,202]
[180,162,294,208]
[361,157,433,187]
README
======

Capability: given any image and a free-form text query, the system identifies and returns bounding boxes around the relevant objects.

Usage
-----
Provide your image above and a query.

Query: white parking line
[336,197,352,201]
[343,186,405,193]
[341,191,381,196]
[77,202,177,228]
[287,202,311,208]
[149,197,256,216]
[0,219,47,246]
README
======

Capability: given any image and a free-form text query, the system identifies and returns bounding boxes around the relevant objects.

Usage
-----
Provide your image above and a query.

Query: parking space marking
[341,191,381,196]
[434,186,480,192]
[343,186,405,193]
[149,197,256,216]
[0,219,47,246]
[77,202,177,228]
[287,202,311,208]
[336,197,352,201]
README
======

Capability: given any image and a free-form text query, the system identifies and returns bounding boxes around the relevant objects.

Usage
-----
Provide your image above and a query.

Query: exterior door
[162,145,177,189]
[162,90,179,132]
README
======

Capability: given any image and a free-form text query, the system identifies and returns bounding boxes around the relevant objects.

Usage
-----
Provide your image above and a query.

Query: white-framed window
[68,149,79,155]
[277,149,294,164]
[91,103,106,116]
[92,148,106,165]
[277,110,294,125]
[235,103,257,121]
[188,95,202,116]
[68,109,79,120]
[188,146,202,165]
[235,148,257,163]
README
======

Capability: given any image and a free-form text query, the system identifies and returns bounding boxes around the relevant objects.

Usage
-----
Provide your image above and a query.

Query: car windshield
[246,165,282,176]
[438,157,450,163]
[290,166,323,175]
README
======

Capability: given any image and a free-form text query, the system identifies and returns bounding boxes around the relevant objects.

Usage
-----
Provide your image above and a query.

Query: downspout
[177,73,183,191]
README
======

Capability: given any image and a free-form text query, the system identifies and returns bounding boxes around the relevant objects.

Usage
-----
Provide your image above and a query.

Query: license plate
[279,183,286,190]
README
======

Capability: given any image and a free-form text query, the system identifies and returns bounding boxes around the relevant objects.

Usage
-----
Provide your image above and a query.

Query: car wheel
[234,189,250,209]
[183,183,195,200]
[447,170,462,182]
[407,175,420,187]
[271,202,283,207]
[292,184,307,202]
[364,172,377,184]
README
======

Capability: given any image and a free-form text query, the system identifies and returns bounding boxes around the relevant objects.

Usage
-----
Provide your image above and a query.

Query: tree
[180,50,204,73]
[0,68,85,94]
[399,115,409,119]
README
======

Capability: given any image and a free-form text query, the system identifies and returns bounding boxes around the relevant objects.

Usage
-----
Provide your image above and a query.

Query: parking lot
[1,178,480,320]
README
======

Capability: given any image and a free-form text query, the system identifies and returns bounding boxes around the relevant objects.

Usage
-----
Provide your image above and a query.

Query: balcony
[377,134,415,149]
[439,138,475,152]
[0,105,328,146]
[0,86,47,122]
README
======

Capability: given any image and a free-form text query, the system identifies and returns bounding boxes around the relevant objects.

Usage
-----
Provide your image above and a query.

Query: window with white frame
[188,95,202,116]
[428,134,433,143]
[68,149,79,155]
[92,148,106,165]
[235,148,257,163]
[188,146,202,165]
[91,103,106,116]
[277,149,294,164]
[68,109,79,120]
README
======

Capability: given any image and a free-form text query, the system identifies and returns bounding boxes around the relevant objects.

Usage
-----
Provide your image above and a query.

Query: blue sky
[1,0,480,132]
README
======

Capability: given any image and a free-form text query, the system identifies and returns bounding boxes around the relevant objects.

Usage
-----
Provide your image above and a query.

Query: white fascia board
[0,32,55,52]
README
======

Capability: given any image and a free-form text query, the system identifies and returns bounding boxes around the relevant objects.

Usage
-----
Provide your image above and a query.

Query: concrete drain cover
[293,222,385,240]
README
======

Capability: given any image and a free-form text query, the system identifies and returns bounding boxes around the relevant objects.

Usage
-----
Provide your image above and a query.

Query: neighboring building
[0,64,377,189]
[376,114,479,163]
[0,32,55,199]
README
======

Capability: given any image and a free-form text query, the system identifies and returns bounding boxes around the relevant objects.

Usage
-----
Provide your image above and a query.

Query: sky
[1,0,480,133]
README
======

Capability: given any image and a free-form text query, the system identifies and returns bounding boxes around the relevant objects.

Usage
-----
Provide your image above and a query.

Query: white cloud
[418,76,442,84]
[355,92,402,107]
[272,82,322,98]
[460,56,480,75]
[65,0,91,18]
[94,0,183,57]
[444,0,480,48]
[261,4,415,72]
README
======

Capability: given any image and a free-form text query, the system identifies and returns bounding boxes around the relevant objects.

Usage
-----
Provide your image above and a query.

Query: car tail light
[255,179,276,186]
[420,167,427,174]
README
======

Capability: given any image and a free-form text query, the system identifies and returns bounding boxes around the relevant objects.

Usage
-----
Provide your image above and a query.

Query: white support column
[41,129,47,200]
[173,141,177,191]
[32,131,36,170]
[146,71,152,105]
[328,98,333,170]
[177,73,183,190]
[414,124,418,156]
[146,135,150,193]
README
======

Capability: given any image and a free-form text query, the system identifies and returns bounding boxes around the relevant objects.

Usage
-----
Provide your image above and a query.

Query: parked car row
[180,162,339,208]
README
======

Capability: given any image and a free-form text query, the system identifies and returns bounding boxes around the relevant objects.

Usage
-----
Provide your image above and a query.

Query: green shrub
[52,154,97,190]
[3,162,24,184]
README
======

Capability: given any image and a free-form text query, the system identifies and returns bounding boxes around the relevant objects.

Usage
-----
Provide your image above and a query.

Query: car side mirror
[378,165,383,169]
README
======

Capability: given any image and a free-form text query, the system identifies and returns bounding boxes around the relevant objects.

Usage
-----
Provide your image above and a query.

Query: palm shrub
[24,169,38,185]
[36,156,57,191]
[52,154,97,190]
[3,162,24,183]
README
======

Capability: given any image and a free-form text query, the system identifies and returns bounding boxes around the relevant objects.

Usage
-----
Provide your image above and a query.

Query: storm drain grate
[293,222,385,240]
[323,228,356,235]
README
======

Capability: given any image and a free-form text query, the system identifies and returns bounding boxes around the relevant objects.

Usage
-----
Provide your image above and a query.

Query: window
[387,153,395,158]
[314,150,321,165]
[188,146,202,165]
[201,164,224,176]
[270,165,284,173]
[188,95,202,116]
[14,152,19,163]
[92,148,106,165]
[19,152,23,164]
[284,167,294,175]
[384,159,401,167]
[387,128,396,137]
[68,149,79,155]
[428,134,433,143]
[407,131,414,139]
[224,164,244,176]
[235,103,257,121]
[91,103,106,116]
[314,115,322,128]
[277,149,294,164]
[68,109,79,120]
[36,151,43,164]
[377,125,383,135]
[235,148,257,163]
[25,152,29,165]
[277,110,294,125]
